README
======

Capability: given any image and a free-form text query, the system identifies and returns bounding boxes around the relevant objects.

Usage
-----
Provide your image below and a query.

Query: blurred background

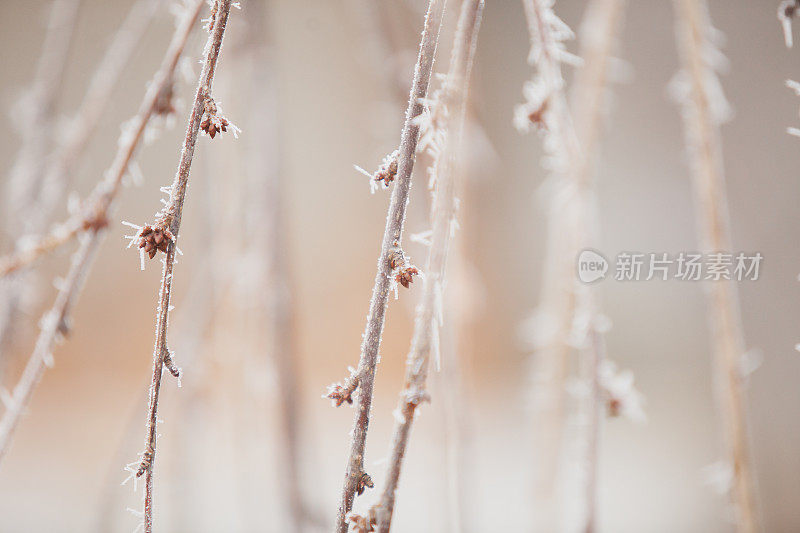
[0,0,798,531]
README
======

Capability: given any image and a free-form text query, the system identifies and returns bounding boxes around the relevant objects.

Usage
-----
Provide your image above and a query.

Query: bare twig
[672,1,760,531]
[135,2,234,531]
[244,1,303,529]
[0,0,81,371]
[330,1,447,531]
[518,1,625,531]
[369,3,483,532]
[0,0,205,465]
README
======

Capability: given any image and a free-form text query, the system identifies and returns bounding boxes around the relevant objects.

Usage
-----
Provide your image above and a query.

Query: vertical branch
[135,2,234,531]
[0,0,205,464]
[372,4,484,532]
[673,1,760,531]
[245,1,303,530]
[518,0,625,531]
[330,1,447,531]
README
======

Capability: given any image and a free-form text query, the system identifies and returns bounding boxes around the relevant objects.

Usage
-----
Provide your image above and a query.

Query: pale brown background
[0,0,798,532]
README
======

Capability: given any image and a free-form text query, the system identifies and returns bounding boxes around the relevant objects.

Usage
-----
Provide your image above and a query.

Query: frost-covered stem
[138,2,233,531]
[0,0,204,464]
[0,0,80,370]
[673,1,759,531]
[522,0,624,530]
[375,2,483,532]
[521,0,581,505]
[333,1,446,531]
[571,3,624,532]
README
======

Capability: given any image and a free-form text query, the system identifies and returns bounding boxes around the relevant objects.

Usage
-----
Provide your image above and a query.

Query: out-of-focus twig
[328,1,447,531]
[0,0,81,372]
[0,0,205,466]
[673,1,760,531]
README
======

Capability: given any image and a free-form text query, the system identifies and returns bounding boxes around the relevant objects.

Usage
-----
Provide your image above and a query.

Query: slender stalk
[673,1,760,531]
[0,0,80,370]
[371,3,483,532]
[0,0,205,464]
[331,1,446,531]
[519,1,624,531]
[245,2,303,529]
[136,2,233,531]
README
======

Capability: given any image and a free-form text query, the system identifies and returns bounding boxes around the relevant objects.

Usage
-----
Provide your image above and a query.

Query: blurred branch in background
[672,0,761,531]
[0,0,81,377]
[0,0,161,280]
[516,0,629,530]
[0,0,205,465]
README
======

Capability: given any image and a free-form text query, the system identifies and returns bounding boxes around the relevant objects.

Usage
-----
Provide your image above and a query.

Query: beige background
[0,0,798,531]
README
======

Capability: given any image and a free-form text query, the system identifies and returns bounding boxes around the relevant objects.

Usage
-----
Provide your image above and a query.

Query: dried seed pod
[355,472,374,496]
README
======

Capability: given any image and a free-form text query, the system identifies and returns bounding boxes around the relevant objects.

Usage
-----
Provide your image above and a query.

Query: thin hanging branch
[0,0,81,367]
[244,1,303,529]
[517,0,628,531]
[672,1,760,531]
[133,2,234,531]
[328,1,446,531]
[0,0,205,465]
[367,2,484,532]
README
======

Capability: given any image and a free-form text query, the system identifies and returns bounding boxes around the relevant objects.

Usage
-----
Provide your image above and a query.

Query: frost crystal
[598,360,646,423]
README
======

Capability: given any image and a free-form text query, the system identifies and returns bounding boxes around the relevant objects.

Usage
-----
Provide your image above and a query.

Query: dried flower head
[354,150,399,193]
[137,225,174,259]
[347,508,378,533]
[325,382,356,407]
[356,472,374,496]
[200,95,237,139]
[395,266,420,289]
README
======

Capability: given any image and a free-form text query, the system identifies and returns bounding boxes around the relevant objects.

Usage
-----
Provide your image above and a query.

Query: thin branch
[368,3,483,532]
[0,0,205,465]
[245,1,303,529]
[0,0,81,369]
[672,1,760,531]
[330,1,447,531]
[518,1,625,531]
[135,2,234,531]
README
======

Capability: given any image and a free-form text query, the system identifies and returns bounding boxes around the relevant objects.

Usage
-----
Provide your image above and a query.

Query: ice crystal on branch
[598,360,646,423]
[779,0,800,48]
[354,150,399,193]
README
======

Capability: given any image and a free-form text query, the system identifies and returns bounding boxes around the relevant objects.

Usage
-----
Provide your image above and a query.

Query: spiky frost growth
[518,2,632,533]
[672,1,760,531]
[779,0,800,48]
[329,2,447,531]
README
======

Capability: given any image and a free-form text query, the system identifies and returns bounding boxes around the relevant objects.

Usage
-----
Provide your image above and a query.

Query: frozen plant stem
[137,1,233,531]
[673,0,760,531]
[332,1,446,531]
[0,0,205,464]
[374,2,483,532]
